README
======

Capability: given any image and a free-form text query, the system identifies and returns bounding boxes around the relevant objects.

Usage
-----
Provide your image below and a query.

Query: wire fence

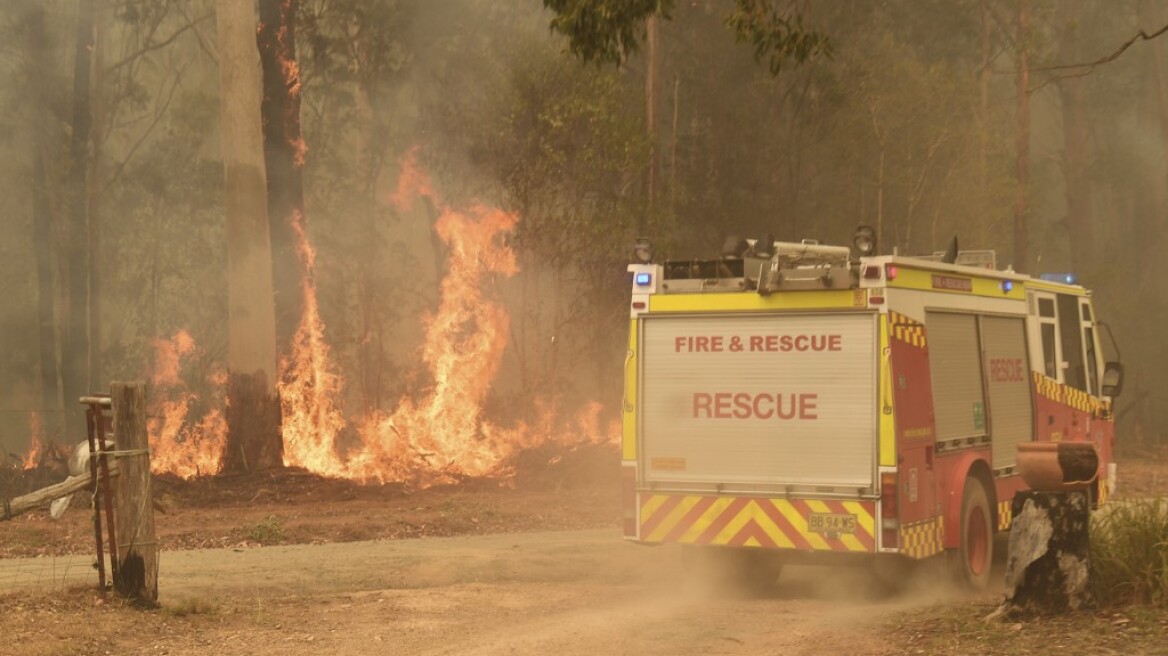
[0,553,98,593]
[0,505,102,595]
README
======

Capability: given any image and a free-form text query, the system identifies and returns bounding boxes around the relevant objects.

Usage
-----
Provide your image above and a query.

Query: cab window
[1057,294,1087,392]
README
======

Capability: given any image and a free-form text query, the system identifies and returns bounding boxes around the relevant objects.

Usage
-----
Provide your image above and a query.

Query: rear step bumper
[635,492,877,553]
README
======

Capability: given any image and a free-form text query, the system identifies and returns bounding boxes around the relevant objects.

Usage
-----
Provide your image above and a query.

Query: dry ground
[0,444,1164,656]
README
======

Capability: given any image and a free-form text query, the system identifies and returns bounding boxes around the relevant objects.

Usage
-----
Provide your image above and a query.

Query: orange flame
[389,146,434,212]
[145,148,616,483]
[360,201,520,481]
[278,210,348,474]
[22,412,43,470]
[273,3,307,167]
[147,330,227,478]
[274,147,617,484]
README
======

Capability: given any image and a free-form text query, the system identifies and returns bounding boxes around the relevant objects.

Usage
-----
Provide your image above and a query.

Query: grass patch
[245,515,286,544]
[885,602,1168,656]
[163,596,219,617]
[1090,499,1168,608]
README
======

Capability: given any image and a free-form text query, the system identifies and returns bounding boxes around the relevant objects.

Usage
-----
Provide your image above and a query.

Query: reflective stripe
[900,516,945,559]
[638,494,876,553]
[997,500,1013,531]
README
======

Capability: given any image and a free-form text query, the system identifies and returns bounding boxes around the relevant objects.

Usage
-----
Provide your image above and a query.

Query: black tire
[952,477,994,590]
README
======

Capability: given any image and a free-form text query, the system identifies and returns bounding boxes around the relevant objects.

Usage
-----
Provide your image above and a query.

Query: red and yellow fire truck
[622,232,1124,588]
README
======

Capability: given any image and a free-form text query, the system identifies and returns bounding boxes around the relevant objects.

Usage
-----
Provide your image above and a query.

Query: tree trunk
[1002,490,1092,612]
[1144,0,1168,274]
[27,6,62,429]
[64,0,95,415]
[670,74,679,212]
[217,0,282,471]
[644,13,659,228]
[1058,0,1092,274]
[979,0,991,185]
[222,371,282,472]
[87,0,106,392]
[33,150,61,425]
[876,147,885,248]
[258,0,307,359]
[1014,0,1031,272]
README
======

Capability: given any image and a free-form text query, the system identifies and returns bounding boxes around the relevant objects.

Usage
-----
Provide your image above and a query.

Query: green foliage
[1090,500,1168,608]
[542,0,672,66]
[245,515,288,545]
[725,0,831,75]
[543,0,827,77]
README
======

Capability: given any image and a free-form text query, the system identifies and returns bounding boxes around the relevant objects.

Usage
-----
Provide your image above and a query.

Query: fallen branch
[1,460,120,521]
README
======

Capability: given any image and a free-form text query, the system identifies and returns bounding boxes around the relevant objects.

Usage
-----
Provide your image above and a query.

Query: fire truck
[622,231,1124,589]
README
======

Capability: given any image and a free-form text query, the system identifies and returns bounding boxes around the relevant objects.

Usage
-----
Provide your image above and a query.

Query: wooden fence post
[110,382,158,604]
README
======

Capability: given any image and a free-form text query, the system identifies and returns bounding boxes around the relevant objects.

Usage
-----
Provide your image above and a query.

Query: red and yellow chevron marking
[900,516,944,559]
[888,311,927,349]
[1031,371,1110,416]
[997,500,1013,531]
[638,495,876,553]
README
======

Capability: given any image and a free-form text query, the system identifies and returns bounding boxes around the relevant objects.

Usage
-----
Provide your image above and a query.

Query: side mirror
[1101,361,1124,398]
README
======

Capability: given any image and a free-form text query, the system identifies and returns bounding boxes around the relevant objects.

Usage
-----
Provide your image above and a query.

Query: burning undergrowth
[0,414,71,499]
[136,148,617,486]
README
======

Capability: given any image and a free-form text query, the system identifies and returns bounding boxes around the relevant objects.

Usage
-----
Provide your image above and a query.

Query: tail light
[622,464,637,539]
[880,471,899,549]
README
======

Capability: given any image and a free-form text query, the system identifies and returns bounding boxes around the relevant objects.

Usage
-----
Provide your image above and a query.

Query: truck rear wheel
[952,477,993,590]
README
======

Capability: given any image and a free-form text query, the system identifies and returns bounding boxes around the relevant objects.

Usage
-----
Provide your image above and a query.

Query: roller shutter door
[640,312,877,488]
[925,312,986,442]
[981,315,1033,469]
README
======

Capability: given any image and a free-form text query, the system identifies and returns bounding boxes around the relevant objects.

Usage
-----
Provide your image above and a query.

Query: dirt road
[1,528,990,656]
[3,447,1162,656]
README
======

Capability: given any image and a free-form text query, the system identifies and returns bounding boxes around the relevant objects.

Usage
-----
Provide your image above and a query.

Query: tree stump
[1002,490,1091,612]
[223,370,283,472]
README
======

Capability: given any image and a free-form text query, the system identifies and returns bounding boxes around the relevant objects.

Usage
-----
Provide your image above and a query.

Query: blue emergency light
[1001,280,1014,293]
[635,272,652,286]
[1039,273,1078,285]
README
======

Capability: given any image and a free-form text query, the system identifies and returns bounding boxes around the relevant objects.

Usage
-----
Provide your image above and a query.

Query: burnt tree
[1001,490,1092,612]
[1057,0,1093,274]
[258,0,307,357]
[25,5,63,426]
[64,0,96,417]
[1013,0,1031,271]
[216,0,283,471]
[223,371,282,472]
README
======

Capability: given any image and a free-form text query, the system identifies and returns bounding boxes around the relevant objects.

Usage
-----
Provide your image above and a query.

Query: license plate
[808,512,857,535]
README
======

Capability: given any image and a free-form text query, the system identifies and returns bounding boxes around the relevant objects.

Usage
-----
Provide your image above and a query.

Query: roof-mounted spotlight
[853,224,877,256]
[722,235,749,259]
[633,237,653,264]
[752,233,776,259]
